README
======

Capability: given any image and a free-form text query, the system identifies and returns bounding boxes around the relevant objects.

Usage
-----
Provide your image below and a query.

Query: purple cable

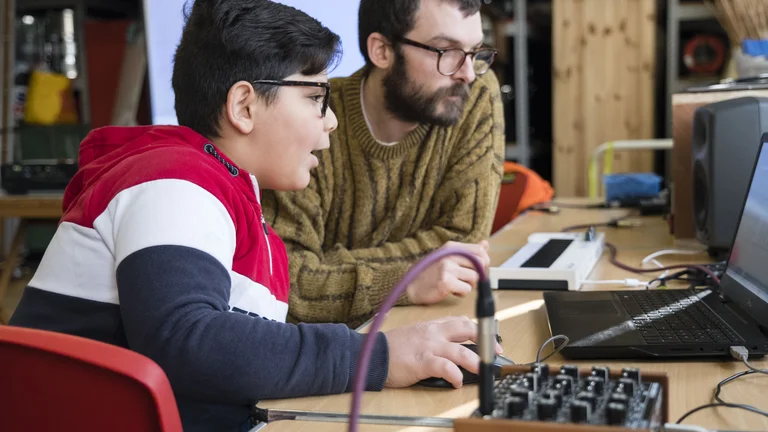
[348,247,488,432]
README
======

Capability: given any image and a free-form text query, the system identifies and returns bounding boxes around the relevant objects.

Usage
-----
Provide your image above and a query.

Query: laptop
[543,141,768,360]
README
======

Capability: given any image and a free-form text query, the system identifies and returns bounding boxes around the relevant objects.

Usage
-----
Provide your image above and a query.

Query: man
[262,0,505,328]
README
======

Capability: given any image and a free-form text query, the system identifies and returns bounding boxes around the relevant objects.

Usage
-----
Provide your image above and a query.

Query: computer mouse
[416,343,513,388]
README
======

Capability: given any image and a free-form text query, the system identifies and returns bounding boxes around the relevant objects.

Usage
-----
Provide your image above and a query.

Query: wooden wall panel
[552,0,657,197]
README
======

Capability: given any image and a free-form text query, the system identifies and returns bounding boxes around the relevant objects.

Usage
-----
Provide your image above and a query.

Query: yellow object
[24,70,77,125]
[588,141,614,198]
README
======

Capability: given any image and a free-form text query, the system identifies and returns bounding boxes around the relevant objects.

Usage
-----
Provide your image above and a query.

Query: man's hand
[406,241,490,305]
[383,316,503,388]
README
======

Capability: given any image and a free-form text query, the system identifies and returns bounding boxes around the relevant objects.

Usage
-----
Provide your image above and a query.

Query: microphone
[476,277,496,416]
[348,247,494,432]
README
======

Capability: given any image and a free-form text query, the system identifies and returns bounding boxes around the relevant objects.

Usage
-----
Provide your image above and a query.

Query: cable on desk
[604,241,721,286]
[560,216,640,233]
[533,334,569,364]
[641,248,708,283]
[524,201,607,214]
[676,347,768,424]
[559,220,722,286]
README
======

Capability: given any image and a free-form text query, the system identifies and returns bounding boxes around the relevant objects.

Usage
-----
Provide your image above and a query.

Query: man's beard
[382,50,471,127]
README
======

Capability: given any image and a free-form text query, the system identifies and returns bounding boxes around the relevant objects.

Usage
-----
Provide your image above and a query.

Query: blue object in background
[603,173,662,202]
[742,39,768,57]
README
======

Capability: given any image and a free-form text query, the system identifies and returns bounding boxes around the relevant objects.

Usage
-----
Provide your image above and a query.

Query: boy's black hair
[172,0,341,138]
[358,0,482,67]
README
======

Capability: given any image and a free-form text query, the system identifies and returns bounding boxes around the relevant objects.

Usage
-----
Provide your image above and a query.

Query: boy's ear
[367,32,395,69]
[225,81,258,135]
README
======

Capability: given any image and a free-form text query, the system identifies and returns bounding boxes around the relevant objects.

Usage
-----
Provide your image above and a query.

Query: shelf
[17,0,137,16]
[677,2,715,22]
[672,76,721,93]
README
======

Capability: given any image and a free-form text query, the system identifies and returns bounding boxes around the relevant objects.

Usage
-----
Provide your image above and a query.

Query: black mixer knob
[617,378,635,397]
[576,391,598,412]
[561,364,580,380]
[591,366,610,382]
[621,367,642,385]
[510,387,531,403]
[570,400,590,423]
[523,372,540,391]
[544,389,563,408]
[585,376,605,394]
[537,398,559,421]
[607,402,628,425]
[554,374,574,395]
[609,392,630,407]
[531,363,550,381]
[504,396,527,418]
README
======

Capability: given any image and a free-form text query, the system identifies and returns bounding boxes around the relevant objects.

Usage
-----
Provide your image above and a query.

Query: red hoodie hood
[63,125,248,213]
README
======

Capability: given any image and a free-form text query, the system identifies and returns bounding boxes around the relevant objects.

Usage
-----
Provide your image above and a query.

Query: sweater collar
[342,68,430,160]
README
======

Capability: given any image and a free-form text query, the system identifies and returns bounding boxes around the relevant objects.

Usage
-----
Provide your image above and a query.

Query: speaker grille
[693,161,709,236]
[692,109,709,155]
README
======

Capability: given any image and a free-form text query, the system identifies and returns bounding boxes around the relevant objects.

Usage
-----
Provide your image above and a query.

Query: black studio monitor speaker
[692,97,768,255]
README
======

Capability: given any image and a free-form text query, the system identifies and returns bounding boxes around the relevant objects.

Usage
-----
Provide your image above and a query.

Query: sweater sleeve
[106,179,388,405]
[262,73,505,328]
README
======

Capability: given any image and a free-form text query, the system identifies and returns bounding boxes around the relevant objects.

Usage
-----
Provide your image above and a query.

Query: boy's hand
[382,316,503,389]
[406,241,490,305]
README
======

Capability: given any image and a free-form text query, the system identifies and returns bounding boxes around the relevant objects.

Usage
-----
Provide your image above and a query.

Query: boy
[10,1,497,431]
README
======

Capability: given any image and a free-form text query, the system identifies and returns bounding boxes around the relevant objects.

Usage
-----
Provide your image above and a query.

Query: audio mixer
[456,363,668,431]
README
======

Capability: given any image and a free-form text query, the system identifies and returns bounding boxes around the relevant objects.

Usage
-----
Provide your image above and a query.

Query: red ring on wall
[683,35,725,74]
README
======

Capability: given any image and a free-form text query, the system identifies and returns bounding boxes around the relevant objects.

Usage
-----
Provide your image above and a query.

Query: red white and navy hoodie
[10,125,389,432]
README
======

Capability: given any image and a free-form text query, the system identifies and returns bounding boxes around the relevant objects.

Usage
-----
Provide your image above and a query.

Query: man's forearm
[285,223,483,327]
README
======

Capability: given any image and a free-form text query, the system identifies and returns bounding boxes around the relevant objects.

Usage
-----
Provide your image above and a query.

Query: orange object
[491,162,554,233]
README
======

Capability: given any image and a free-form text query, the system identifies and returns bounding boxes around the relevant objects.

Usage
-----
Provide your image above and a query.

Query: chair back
[0,325,183,432]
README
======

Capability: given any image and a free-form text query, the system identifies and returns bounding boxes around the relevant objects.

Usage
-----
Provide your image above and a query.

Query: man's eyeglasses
[394,37,498,76]
[251,80,331,117]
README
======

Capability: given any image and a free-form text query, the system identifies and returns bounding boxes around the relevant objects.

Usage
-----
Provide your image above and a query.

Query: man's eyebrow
[426,35,463,46]
[427,35,485,49]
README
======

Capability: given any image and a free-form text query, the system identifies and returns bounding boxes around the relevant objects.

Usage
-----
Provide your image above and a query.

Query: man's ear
[367,32,395,69]
[225,81,258,135]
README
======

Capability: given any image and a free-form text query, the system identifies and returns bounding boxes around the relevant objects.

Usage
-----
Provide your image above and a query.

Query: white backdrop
[142,0,365,125]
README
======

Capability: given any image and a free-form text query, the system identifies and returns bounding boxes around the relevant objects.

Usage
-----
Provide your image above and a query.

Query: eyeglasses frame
[251,80,331,117]
[393,37,498,76]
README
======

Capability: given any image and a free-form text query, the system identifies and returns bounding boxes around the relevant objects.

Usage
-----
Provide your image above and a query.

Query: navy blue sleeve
[116,245,389,405]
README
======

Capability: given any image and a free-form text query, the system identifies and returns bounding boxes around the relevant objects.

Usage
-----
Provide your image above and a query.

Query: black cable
[676,402,767,424]
[647,265,723,291]
[676,369,768,424]
[527,201,607,212]
[520,335,570,366]
[559,216,638,233]
[559,221,722,286]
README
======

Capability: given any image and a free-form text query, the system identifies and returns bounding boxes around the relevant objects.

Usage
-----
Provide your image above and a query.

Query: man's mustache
[441,83,470,99]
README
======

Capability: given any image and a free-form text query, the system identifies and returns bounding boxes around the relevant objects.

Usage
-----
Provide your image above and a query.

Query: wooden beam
[552,0,657,197]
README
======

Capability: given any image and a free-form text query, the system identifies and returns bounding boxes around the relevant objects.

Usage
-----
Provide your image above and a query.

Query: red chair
[0,325,183,432]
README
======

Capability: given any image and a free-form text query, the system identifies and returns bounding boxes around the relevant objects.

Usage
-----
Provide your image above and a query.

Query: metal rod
[666,0,680,137]
[253,407,455,428]
[514,0,530,167]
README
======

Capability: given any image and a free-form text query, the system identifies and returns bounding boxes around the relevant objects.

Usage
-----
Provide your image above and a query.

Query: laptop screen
[721,140,768,330]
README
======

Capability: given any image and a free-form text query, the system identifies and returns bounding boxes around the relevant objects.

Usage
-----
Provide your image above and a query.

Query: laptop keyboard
[616,290,744,344]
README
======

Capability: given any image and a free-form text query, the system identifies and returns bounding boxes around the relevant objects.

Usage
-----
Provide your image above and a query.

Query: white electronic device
[490,231,604,291]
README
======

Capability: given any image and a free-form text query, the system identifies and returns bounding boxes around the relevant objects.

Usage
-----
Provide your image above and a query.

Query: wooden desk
[260,207,768,431]
[0,194,63,324]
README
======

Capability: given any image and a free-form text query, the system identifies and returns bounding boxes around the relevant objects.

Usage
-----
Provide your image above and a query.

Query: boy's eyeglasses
[393,37,498,76]
[252,80,331,117]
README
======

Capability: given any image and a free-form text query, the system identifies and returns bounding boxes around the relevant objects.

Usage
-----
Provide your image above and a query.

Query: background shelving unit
[665,0,722,136]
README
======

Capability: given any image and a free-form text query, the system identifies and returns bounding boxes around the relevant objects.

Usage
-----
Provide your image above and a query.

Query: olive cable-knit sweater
[262,68,505,328]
